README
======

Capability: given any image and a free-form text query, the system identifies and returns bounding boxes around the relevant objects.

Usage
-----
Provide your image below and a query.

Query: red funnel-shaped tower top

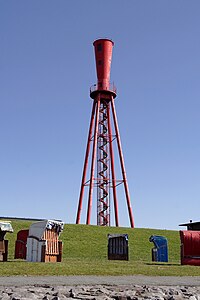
[93,39,114,91]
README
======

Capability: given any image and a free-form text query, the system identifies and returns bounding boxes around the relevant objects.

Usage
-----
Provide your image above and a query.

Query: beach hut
[26,219,64,262]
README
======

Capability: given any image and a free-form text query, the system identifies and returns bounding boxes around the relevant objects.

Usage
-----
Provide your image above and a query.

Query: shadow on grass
[145,262,180,266]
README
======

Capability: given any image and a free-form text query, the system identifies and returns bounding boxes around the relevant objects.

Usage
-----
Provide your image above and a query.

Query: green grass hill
[0,220,200,276]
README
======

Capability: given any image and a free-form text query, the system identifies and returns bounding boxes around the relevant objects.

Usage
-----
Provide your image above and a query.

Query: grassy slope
[0,220,200,276]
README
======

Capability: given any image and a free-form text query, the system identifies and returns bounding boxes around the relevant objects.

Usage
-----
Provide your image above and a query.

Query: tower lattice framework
[76,39,134,228]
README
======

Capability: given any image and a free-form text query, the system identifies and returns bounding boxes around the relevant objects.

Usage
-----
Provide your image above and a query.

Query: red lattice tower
[76,39,134,227]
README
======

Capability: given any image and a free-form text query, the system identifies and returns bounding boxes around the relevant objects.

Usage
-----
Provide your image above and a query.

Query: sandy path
[0,275,199,286]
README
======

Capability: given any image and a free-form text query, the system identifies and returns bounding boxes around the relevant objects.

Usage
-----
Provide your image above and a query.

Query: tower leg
[110,97,134,228]
[107,102,119,226]
[76,101,96,224]
[86,95,100,224]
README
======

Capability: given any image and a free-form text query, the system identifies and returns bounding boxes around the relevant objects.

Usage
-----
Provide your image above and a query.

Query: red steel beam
[86,94,100,224]
[76,100,96,224]
[107,101,119,227]
[110,96,134,228]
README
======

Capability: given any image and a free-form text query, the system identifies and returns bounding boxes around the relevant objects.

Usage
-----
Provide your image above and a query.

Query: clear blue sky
[1,1,200,230]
